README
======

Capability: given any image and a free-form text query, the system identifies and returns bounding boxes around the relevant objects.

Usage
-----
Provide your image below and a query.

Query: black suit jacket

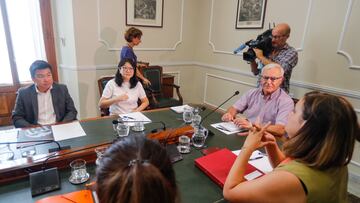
[12,83,78,128]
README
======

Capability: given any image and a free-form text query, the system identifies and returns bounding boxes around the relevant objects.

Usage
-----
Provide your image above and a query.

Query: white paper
[51,121,86,141]
[0,128,19,142]
[170,104,192,113]
[244,170,263,180]
[232,150,273,173]
[118,112,152,126]
[211,122,245,135]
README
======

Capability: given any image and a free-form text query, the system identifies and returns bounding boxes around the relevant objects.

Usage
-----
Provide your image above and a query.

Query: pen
[249,156,263,161]
[216,126,230,132]
[122,116,135,120]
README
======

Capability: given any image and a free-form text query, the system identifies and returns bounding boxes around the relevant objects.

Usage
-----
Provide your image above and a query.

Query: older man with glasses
[250,23,298,93]
[222,63,294,137]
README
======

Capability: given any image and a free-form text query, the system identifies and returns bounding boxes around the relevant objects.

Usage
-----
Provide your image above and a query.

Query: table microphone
[29,142,110,197]
[199,91,240,135]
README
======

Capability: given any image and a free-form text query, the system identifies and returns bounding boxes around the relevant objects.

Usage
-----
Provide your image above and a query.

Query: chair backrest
[142,66,163,94]
[98,76,114,96]
[97,76,114,116]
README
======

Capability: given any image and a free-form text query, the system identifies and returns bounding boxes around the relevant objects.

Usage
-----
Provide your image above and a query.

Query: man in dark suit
[12,60,78,128]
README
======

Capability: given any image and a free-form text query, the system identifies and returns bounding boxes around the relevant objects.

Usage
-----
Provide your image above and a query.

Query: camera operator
[250,23,298,93]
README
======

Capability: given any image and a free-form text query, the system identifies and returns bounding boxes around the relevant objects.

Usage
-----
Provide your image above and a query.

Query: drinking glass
[20,145,36,158]
[116,123,130,137]
[95,146,107,166]
[69,159,90,184]
[192,128,208,148]
[177,135,191,154]
[183,106,193,124]
[132,122,145,132]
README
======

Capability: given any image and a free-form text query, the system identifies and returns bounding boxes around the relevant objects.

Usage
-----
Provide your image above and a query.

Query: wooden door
[0,92,17,126]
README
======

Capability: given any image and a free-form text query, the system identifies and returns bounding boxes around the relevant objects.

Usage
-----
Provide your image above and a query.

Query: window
[0,0,57,87]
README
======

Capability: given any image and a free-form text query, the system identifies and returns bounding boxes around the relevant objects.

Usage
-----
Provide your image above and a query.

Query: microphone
[30,142,110,197]
[233,44,247,54]
[199,91,240,135]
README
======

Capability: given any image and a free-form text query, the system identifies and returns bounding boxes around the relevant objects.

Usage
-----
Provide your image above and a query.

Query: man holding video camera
[250,23,298,93]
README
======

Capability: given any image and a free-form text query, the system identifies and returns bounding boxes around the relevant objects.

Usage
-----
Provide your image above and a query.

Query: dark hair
[283,91,360,170]
[29,60,52,78]
[116,58,138,89]
[124,27,143,43]
[96,136,178,203]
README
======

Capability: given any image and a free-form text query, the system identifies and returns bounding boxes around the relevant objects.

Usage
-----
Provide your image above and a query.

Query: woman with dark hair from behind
[98,58,149,115]
[223,91,360,202]
[96,136,178,203]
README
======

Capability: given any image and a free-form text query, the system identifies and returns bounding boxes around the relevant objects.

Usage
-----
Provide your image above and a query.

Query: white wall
[52,0,360,194]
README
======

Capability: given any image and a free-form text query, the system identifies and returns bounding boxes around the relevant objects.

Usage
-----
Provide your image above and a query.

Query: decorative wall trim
[337,0,360,70]
[203,73,256,108]
[208,0,313,54]
[351,160,360,168]
[59,61,360,112]
[96,0,184,51]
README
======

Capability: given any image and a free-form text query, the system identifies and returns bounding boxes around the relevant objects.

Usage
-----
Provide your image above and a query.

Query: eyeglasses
[261,75,282,82]
[120,66,134,71]
[272,35,286,40]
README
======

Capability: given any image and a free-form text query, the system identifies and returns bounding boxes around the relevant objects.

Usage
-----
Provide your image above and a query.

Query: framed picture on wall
[235,0,267,29]
[126,0,164,28]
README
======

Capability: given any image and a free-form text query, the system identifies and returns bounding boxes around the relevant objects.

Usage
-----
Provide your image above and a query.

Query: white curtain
[6,0,46,82]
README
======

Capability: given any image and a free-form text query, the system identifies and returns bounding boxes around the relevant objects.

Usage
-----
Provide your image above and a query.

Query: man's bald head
[274,23,291,36]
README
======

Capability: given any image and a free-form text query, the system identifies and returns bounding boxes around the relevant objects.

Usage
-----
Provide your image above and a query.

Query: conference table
[0,106,248,203]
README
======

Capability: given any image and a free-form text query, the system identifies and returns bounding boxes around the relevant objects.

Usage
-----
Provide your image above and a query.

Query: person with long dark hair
[98,58,149,115]
[223,91,360,202]
[96,136,178,203]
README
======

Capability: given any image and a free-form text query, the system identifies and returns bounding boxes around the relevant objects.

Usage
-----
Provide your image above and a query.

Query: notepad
[211,122,247,135]
[118,112,152,126]
[194,148,264,188]
[170,104,192,113]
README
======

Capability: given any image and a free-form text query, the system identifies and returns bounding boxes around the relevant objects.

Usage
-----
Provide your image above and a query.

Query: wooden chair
[97,76,114,116]
[142,66,183,109]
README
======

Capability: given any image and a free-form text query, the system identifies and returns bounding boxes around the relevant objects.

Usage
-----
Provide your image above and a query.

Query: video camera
[234,29,273,62]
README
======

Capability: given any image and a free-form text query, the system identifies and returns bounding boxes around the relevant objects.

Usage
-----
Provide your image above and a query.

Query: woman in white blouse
[99,58,149,115]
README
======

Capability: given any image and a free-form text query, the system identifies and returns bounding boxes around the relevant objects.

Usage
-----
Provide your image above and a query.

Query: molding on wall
[351,160,360,168]
[297,0,313,51]
[96,0,184,51]
[291,80,360,100]
[208,0,313,54]
[203,73,256,107]
[337,0,360,70]
[59,61,360,112]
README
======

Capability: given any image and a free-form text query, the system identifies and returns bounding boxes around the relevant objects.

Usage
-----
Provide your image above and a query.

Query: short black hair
[29,60,52,78]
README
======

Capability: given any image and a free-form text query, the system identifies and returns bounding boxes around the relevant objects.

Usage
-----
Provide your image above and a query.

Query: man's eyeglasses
[121,66,134,71]
[261,75,282,82]
[272,35,287,40]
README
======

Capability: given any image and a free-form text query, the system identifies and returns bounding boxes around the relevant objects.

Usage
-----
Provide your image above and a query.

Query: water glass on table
[183,106,194,124]
[177,135,191,154]
[69,159,90,184]
[95,146,107,166]
[132,121,145,132]
[192,128,208,148]
[116,123,130,137]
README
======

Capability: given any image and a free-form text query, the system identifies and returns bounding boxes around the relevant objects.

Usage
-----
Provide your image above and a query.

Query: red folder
[194,148,263,188]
